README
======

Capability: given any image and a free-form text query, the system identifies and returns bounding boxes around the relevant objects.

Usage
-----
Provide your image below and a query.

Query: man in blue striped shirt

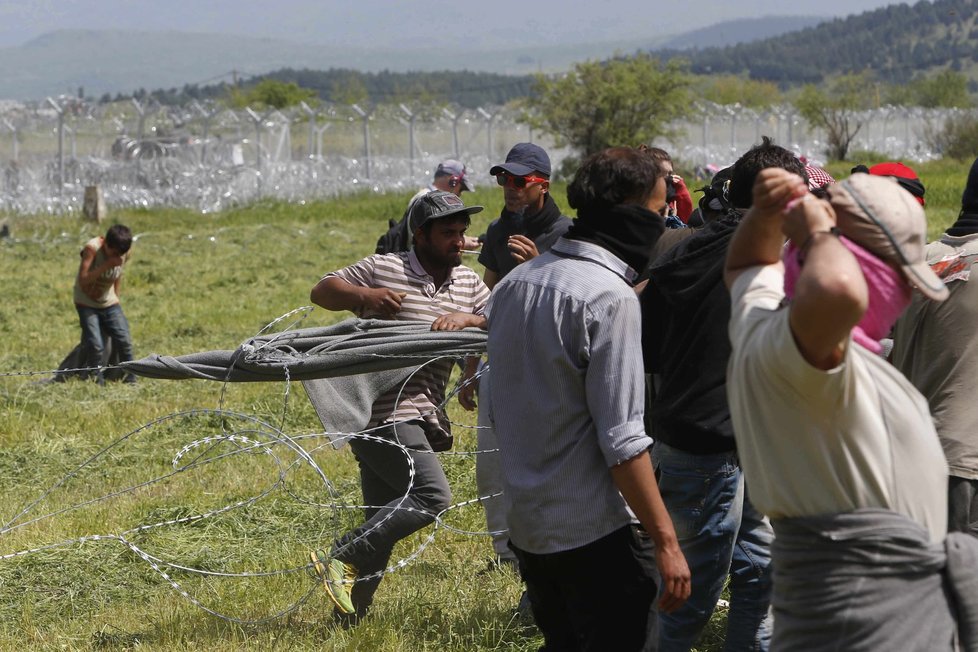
[486,147,690,650]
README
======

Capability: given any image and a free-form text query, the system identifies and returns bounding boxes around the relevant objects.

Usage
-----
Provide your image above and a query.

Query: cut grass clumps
[0,163,968,649]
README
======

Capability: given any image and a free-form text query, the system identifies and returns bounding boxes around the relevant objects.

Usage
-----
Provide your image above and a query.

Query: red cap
[867,162,925,206]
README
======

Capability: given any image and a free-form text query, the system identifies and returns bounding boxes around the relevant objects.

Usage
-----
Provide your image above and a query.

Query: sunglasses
[496,172,548,189]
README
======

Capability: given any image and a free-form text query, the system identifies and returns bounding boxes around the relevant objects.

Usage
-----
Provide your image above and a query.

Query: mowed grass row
[0,183,535,651]
[0,157,972,651]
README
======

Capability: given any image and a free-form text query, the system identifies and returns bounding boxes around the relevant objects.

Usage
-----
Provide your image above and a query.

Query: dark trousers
[511,525,661,652]
[949,476,978,538]
[332,420,451,616]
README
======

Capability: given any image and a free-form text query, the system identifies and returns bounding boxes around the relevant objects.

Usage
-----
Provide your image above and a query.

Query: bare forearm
[610,452,679,551]
[789,232,868,368]
[310,277,365,312]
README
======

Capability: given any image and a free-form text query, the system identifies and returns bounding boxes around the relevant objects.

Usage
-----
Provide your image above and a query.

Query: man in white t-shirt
[722,170,974,650]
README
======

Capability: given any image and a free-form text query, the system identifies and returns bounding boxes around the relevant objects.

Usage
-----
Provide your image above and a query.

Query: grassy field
[0,158,972,651]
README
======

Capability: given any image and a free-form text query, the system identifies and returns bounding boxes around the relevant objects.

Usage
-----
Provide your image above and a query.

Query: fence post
[46,97,65,199]
[400,104,416,178]
[2,119,18,163]
[442,108,460,159]
[477,107,495,160]
[245,107,267,196]
[352,104,371,179]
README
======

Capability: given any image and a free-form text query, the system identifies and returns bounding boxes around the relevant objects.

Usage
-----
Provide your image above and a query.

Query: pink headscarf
[783,235,911,354]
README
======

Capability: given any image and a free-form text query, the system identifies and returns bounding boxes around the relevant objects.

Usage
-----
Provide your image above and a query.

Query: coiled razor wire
[0,309,506,626]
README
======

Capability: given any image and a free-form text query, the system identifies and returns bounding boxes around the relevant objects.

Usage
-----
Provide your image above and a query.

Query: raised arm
[782,196,867,370]
[723,168,807,287]
[724,168,868,370]
[76,246,124,300]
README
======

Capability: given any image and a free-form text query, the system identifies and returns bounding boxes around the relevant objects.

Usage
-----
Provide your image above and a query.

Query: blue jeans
[76,303,134,380]
[652,441,773,652]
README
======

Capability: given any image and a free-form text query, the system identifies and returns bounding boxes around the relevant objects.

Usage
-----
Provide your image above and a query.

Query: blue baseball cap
[489,142,551,178]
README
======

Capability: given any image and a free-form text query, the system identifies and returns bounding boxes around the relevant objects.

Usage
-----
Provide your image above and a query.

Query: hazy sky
[0,0,908,48]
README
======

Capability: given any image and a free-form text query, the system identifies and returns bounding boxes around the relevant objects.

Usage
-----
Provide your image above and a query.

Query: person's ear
[542,180,550,194]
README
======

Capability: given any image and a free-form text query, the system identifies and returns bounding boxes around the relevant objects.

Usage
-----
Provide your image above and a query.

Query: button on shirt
[324,250,489,435]
[486,237,652,554]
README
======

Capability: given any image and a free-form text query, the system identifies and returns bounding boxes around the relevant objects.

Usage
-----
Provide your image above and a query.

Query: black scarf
[565,203,665,278]
[498,193,563,238]
[949,158,978,237]
[947,212,978,237]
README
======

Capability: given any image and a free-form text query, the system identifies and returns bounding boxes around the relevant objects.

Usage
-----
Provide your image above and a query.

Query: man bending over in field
[73,224,138,385]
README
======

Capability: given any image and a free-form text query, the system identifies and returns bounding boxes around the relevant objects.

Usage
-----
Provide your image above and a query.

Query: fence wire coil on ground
[0,310,501,625]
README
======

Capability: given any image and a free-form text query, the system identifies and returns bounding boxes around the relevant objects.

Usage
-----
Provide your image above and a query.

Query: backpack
[375,197,418,254]
[374,212,412,254]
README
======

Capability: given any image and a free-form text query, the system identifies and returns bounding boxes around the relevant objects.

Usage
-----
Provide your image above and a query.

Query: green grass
[0,160,971,650]
[0,184,539,651]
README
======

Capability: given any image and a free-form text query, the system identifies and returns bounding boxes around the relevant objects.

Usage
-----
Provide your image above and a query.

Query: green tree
[698,75,783,109]
[907,70,972,108]
[523,54,693,158]
[794,74,873,161]
[926,112,978,160]
[330,74,369,106]
[246,79,317,109]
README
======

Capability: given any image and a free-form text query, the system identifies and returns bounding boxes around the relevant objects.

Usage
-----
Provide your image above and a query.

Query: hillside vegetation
[663,0,978,85]
[138,1,978,110]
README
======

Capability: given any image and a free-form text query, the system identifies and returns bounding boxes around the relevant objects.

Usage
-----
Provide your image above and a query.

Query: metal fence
[0,97,972,215]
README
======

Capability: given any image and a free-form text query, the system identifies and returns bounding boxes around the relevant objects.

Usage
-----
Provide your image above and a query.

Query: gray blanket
[122,318,487,435]
[772,509,978,651]
[122,318,486,382]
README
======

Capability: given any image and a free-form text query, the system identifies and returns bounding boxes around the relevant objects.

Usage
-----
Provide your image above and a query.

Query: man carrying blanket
[309,190,489,626]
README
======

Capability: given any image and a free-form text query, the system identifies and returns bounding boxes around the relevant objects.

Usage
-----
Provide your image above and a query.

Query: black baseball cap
[489,142,551,178]
[410,191,484,231]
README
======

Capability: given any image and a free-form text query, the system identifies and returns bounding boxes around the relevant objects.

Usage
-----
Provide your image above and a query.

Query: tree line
[109,68,537,110]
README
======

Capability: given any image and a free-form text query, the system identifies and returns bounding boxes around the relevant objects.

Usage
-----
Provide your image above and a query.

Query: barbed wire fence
[0,97,974,215]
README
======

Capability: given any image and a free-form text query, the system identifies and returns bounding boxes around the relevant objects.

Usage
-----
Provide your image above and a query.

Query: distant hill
[660,16,825,49]
[658,0,978,85]
[0,14,826,101]
[0,29,652,100]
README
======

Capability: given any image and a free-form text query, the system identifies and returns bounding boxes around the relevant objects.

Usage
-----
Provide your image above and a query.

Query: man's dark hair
[567,147,663,213]
[645,146,673,165]
[418,214,471,238]
[105,224,133,254]
[728,136,807,209]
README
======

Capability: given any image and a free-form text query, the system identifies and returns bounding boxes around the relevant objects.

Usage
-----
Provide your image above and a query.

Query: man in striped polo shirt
[309,190,490,625]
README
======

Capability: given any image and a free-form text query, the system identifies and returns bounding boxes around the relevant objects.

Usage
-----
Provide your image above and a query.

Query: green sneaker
[310,549,356,615]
